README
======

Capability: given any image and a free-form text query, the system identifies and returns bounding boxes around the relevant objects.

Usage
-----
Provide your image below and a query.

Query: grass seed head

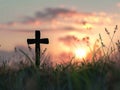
[114,25,118,33]
[105,28,110,35]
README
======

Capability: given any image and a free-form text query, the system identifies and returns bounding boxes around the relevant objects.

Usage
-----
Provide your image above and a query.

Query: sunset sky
[0,0,120,62]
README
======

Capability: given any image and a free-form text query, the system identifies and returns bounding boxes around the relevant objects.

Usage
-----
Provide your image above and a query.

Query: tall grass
[0,26,120,90]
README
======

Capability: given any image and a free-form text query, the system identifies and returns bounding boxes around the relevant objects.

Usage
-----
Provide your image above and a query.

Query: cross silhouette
[27,30,49,67]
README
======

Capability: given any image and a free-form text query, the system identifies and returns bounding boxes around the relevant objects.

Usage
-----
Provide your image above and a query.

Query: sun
[74,48,87,59]
[83,23,92,30]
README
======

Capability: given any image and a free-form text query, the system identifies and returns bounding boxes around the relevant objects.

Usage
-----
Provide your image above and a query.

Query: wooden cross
[27,30,49,67]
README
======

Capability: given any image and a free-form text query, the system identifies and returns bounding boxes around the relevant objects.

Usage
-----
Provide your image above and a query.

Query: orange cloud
[0,7,114,32]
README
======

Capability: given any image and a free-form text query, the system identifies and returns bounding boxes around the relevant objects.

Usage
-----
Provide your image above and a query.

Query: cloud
[0,7,113,32]
[58,35,90,47]
[25,7,111,24]
[35,7,76,19]
[21,8,82,27]
[117,2,120,7]
[20,7,113,30]
[59,35,80,46]
[21,7,77,24]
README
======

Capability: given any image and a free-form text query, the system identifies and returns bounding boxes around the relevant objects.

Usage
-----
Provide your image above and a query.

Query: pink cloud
[58,35,90,47]
[0,7,114,32]
[117,2,120,7]
[22,7,112,27]
[59,35,80,46]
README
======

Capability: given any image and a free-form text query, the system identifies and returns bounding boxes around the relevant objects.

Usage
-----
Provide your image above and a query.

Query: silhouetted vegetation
[0,26,120,90]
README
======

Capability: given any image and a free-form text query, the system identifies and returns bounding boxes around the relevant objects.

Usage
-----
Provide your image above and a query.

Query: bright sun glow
[74,48,87,59]
[83,23,93,30]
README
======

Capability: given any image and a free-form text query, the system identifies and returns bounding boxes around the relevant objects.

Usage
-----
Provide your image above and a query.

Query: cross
[27,30,49,68]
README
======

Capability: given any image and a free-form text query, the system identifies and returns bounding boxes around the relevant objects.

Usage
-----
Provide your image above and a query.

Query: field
[0,26,120,90]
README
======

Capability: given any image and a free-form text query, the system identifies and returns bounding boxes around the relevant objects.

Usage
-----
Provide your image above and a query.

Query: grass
[0,25,120,90]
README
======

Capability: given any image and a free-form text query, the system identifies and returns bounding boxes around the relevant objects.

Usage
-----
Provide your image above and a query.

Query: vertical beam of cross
[35,31,40,67]
[27,30,49,68]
